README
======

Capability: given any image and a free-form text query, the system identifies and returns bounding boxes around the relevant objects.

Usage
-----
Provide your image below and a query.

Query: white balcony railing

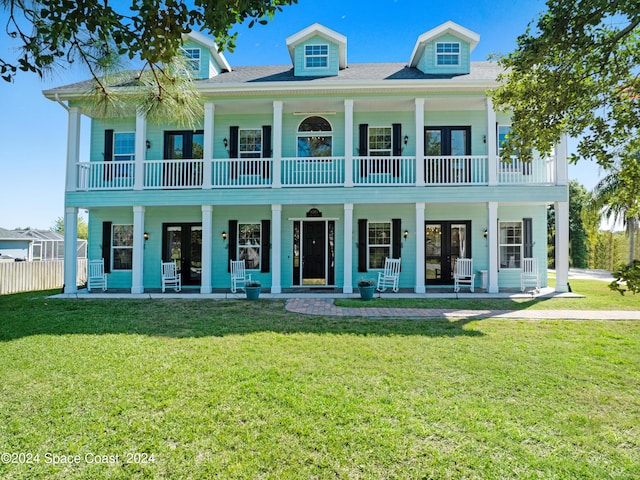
[74,154,556,191]
[282,157,345,186]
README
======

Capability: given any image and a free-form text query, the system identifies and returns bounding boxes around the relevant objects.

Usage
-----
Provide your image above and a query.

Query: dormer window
[436,42,460,66]
[305,44,329,68]
[182,48,201,72]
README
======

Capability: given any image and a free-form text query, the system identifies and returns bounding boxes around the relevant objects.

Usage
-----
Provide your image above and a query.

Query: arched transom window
[297,116,332,157]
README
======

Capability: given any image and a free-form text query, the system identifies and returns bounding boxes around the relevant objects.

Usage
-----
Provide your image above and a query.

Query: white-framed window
[368,221,391,269]
[305,44,329,68]
[182,48,201,72]
[297,116,333,157]
[239,129,262,158]
[112,224,133,270]
[238,223,261,270]
[498,125,524,172]
[499,221,522,269]
[369,127,392,156]
[436,42,460,66]
[113,132,135,162]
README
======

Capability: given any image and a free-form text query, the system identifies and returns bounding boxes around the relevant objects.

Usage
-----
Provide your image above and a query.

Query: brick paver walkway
[285,298,640,320]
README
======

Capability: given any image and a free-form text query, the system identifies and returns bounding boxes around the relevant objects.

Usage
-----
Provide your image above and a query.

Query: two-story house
[44,21,570,295]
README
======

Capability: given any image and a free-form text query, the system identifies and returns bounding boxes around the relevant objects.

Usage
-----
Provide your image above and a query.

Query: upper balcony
[75,154,556,191]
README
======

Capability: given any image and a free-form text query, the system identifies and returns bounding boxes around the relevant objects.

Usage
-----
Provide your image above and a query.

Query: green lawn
[338,278,640,310]
[0,287,638,479]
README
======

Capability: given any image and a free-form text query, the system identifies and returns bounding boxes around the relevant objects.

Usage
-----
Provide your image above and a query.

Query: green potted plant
[245,280,261,300]
[357,278,376,301]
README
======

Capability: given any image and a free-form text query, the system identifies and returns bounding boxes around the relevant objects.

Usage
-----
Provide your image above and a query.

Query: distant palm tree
[587,155,640,263]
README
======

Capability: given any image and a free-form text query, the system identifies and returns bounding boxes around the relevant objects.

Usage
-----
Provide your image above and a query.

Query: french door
[163,130,204,187]
[425,221,471,285]
[162,223,202,286]
[424,126,472,183]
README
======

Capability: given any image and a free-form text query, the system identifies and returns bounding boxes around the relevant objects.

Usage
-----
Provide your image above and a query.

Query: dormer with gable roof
[408,21,479,75]
[180,31,231,80]
[286,23,347,77]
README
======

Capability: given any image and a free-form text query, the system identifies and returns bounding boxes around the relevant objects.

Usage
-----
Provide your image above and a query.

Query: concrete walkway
[285,298,640,320]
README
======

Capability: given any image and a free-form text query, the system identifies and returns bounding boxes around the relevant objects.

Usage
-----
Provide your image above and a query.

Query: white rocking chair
[376,257,401,293]
[230,259,252,293]
[161,261,182,293]
[453,258,475,293]
[87,259,107,292]
[521,257,540,292]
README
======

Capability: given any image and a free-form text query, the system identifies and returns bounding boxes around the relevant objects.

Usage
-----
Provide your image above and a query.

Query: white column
[134,109,147,190]
[200,205,213,293]
[203,102,215,189]
[272,101,283,188]
[486,97,498,186]
[555,134,568,186]
[66,107,81,192]
[555,201,570,292]
[271,204,282,293]
[63,207,78,294]
[415,99,425,187]
[344,99,354,187]
[415,202,425,293]
[343,203,354,293]
[487,202,499,293]
[131,206,145,294]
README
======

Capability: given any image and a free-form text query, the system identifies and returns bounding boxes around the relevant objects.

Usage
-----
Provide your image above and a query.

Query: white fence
[0,259,87,295]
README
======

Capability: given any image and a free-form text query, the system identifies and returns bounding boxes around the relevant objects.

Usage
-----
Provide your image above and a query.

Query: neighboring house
[0,228,87,261]
[43,21,570,294]
[0,228,32,261]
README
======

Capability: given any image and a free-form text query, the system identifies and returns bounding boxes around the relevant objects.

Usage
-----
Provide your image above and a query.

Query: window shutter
[102,221,112,273]
[262,125,272,179]
[359,124,368,178]
[229,126,239,179]
[358,219,367,272]
[392,218,402,259]
[261,219,270,273]
[392,123,402,177]
[523,217,533,258]
[104,129,114,181]
[228,219,238,272]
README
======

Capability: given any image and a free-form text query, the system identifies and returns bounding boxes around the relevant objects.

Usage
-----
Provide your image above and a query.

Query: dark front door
[163,223,202,286]
[302,221,326,285]
[424,126,472,183]
[163,130,204,187]
[425,221,471,285]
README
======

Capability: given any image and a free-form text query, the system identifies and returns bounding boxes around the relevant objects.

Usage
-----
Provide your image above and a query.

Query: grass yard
[338,278,640,310]
[0,285,639,479]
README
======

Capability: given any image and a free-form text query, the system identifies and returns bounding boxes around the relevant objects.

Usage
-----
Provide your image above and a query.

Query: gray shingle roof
[198,61,501,84]
[44,61,502,94]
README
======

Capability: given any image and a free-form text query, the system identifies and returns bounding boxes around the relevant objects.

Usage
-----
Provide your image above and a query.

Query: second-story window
[297,116,332,157]
[113,132,135,162]
[369,127,392,156]
[239,129,262,158]
[305,44,328,68]
[436,42,460,66]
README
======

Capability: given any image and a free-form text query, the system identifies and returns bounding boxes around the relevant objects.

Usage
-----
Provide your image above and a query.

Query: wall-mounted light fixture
[483,228,488,238]
[403,135,409,146]
[223,138,228,148]
[482,135,487,144]
[146,140,151,149]
[144,232,149,241]
[403,229,409,239]
[221,231,227,241]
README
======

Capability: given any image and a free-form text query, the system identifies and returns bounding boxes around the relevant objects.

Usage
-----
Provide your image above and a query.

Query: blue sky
[0,0,604,229]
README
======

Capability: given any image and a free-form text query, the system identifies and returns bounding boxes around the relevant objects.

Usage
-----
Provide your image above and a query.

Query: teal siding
[418,33,471,75]
[294,36,339,77]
